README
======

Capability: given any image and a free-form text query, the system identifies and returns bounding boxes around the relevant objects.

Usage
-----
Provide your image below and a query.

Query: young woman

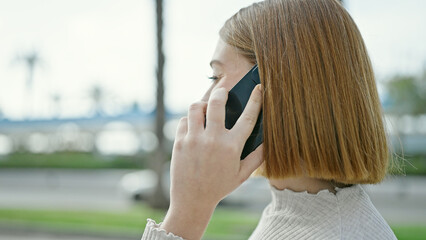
[141,0,397,239]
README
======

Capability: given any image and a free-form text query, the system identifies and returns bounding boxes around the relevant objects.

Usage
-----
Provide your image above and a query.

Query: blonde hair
[220,0,389,184]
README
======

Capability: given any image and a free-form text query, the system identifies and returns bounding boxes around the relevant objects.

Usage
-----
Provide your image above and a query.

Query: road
[363,176,426,225]
[0,169,135,211]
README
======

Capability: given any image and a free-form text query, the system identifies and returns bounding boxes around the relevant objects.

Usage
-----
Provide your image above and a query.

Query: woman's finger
[175,117,188,141]
[231,84,263,145]
[239,144,264,182]
[201,84,215,102]
[205,87,228,131]
[187,101,207,134]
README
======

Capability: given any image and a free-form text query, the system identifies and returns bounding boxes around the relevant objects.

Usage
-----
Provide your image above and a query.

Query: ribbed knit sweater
[141,184,397,240]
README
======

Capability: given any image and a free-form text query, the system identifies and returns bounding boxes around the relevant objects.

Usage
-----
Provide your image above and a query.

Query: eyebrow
[209,59,223,67]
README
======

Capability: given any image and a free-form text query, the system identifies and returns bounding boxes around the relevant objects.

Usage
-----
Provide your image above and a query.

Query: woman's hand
[160,85,264,240]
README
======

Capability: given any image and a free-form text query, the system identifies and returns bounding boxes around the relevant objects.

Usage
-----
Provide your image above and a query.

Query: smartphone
[225,65,263,160]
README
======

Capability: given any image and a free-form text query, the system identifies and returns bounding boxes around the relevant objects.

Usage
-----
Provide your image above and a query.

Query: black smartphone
[225,65,263,160]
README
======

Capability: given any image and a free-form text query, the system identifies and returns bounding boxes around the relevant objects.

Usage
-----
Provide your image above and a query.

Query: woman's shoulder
[249,184,397,240]
[337,185,397,239]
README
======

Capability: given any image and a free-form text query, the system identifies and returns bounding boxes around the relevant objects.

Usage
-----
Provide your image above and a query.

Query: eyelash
[207,75,219,83]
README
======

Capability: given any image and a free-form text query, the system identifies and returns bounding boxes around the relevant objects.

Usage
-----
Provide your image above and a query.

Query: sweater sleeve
[141,218,185,240]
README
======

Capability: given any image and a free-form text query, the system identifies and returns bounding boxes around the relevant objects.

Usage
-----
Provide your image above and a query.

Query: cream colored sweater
[141,184,397,240]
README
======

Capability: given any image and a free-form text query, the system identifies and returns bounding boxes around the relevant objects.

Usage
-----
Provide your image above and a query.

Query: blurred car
[221,176,271,207]
[119,167,271,207]
[119,169,160,201]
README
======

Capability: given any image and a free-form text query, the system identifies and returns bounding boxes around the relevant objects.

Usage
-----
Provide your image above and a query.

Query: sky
[0,0,425,120]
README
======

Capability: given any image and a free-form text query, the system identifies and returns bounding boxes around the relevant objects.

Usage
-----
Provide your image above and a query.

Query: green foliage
[0,206,259,239]
[389,155,426,176]
[0,152,145,169]
[1,152,426,176]
[205,208,259,239]
[385,70,426,115]
[0,206,162,238]
[0,207,424,239]
[392,225,426,240]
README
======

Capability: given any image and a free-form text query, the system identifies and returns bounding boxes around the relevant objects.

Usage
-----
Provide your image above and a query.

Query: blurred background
[0,0,425,239]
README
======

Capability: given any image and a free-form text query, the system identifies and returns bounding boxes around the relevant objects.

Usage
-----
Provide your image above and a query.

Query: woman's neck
[268,176,350,194]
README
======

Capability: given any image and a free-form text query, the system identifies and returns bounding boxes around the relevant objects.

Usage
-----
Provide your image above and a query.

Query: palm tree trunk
[148,0,169,209]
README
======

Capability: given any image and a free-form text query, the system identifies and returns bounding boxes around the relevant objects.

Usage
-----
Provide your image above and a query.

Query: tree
[17,50,41,91]
[386,74,426,116]
[14,50,42,118]
[51,93,62,118]
[148,0,169,209]
[385,70,426,154]
[88,85,106,116]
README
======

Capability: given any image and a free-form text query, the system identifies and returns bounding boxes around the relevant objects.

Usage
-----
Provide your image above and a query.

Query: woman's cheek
[202,76,238,101]
[214,77,235,92]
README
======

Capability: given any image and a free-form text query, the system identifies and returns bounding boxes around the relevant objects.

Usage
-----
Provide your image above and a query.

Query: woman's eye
[207,75,219,83]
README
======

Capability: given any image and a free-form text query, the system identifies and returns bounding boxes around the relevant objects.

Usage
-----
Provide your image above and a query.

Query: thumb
[238,144,264,183]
